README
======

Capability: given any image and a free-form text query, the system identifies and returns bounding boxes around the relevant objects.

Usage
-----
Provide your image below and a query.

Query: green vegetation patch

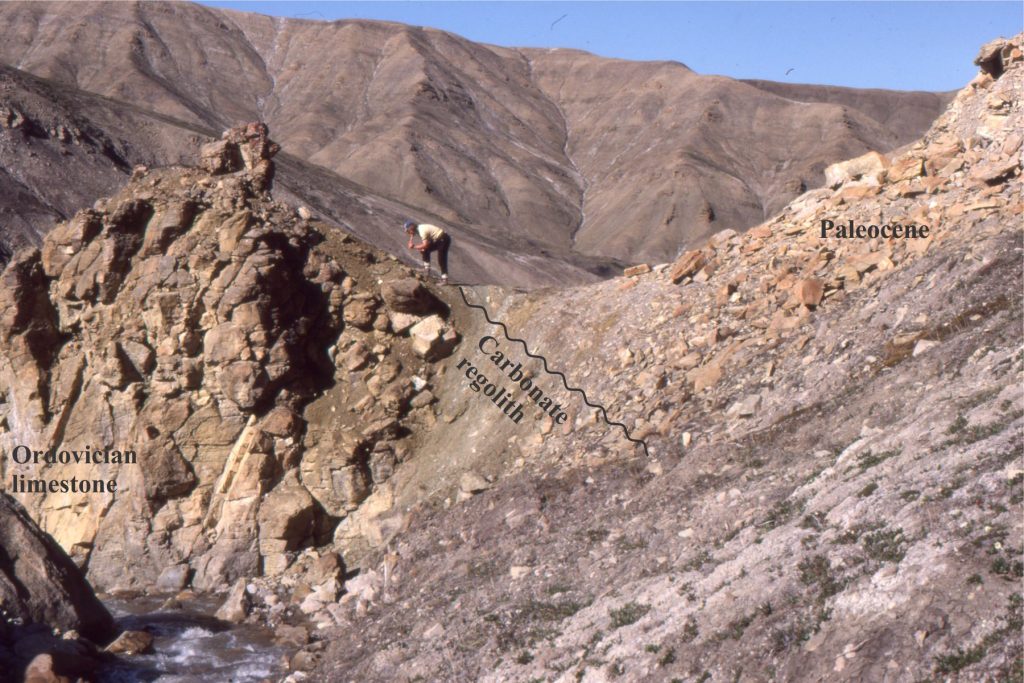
[855,449,901,472]
[862,527,907,563]
[609,601,651,629]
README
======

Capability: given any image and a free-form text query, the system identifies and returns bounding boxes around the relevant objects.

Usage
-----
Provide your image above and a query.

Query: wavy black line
[457,286,649,457]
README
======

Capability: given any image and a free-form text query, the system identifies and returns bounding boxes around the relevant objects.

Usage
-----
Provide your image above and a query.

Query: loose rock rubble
[307,35,1023,682]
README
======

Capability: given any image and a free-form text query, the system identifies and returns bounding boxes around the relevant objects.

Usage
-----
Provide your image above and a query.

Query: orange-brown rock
[670,250,707,283]
[969,157,1021,184]
[0,126,460,594]
[686,363,722,392]
[888,156,925,182]
[623,264,651,277]
[838,184,882,202]
[794,278,825,307]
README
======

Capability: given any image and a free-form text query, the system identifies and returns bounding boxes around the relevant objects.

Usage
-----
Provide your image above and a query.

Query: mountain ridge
[0,1,952,286]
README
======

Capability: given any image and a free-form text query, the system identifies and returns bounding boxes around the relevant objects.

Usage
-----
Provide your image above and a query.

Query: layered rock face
[0,125,459,593]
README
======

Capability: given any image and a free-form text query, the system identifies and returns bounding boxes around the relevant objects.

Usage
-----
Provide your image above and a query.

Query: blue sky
[199,1,1021,91]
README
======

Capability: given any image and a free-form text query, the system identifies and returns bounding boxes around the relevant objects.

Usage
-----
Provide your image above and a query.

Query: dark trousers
[421,234,451,275]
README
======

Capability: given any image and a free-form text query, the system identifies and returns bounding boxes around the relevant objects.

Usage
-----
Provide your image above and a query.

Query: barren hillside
[0,1,951,285]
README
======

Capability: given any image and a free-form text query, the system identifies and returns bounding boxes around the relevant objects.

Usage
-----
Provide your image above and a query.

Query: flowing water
[97,596,288,683]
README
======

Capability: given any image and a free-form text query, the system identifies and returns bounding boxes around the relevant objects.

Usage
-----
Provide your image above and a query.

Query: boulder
[23,654,71,683]
[794,278,825,307]
[887,156,925,183]
[155,563,191,592]
[388,311,421,334]
[459,471,491,494]
[687,364,722,392]
[969,157,1020,185]
[215,577,251,623]
[104,630,154,655]
[343,298,378,330]
[380,278,445,315]
[824,151,889,188]
[0,494,114,641]
[409,315,458,360]
[257,473,320,553]
[342,342,371,371]
[670,250,707,283]
[15,633,103,682]
[728,394,761,418]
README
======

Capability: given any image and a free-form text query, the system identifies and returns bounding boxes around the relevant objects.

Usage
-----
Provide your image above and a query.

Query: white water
[98,597,287,683]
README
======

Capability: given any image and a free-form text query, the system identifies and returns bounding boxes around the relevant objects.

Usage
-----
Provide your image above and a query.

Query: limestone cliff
[0,123,460,594]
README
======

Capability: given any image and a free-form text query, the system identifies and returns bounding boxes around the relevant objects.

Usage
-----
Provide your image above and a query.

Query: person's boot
[422,263,431,278]
[440,273,449,284]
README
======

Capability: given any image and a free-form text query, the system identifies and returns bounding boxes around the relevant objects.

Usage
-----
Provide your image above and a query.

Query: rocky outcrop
[0,492,114,683]
[0,493,113,641]
[0,124,459,594]
[0,27,1018,683]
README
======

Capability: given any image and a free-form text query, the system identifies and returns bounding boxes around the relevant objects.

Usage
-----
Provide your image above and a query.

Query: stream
[96,595,288,683]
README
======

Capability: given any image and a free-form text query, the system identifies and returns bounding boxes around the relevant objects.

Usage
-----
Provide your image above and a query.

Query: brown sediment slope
[0,1,951,285]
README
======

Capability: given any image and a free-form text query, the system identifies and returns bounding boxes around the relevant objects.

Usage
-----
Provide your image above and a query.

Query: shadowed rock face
[0,492,114,642]
[0,1,951,285]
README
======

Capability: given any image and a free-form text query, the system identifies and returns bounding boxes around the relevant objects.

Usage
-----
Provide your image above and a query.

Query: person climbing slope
[404,220,452,283]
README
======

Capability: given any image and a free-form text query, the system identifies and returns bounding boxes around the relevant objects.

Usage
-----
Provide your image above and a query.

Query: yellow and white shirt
[416,224,446,243]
